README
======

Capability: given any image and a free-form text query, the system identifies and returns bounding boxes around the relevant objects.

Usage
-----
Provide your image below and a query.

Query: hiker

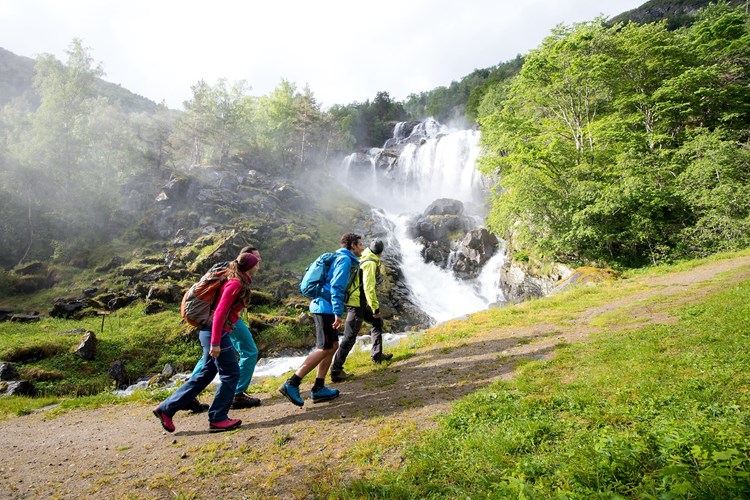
[153,250,260,433]
[189,246,262,411]
[331,239,393,382]
[278,232,364,407]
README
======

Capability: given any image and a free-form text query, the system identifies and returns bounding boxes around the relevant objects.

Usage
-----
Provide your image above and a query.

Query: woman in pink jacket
[153,250,260,433]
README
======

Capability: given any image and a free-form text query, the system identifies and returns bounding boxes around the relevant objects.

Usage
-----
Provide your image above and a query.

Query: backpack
[180,262,231,327]
[299,253,337,299]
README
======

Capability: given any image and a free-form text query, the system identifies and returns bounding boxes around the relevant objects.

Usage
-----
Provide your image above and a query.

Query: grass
[339,274,750,498]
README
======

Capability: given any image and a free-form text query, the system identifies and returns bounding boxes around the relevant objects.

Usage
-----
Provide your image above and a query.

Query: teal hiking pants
[192,318,258,395]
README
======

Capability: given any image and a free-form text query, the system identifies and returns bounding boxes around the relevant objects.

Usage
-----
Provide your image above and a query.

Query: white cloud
[0,0,645,109]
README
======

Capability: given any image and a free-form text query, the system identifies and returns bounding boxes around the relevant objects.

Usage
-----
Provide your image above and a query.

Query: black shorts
[312,313,337,349]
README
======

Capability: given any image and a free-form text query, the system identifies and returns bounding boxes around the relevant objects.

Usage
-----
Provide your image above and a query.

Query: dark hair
[340,232,362,251]
[240,245,257,254]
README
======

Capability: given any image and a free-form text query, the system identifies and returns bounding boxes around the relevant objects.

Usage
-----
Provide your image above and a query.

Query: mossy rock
[250,290,277,306]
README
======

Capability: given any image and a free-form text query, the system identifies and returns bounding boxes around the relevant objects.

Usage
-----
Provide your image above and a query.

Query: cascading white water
[341,118,506,324]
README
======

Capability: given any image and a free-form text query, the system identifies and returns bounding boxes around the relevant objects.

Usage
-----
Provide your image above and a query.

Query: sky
[0,0,646,110]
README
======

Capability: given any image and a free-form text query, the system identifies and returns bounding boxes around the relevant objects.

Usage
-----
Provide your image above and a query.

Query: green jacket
[345,248,381,311]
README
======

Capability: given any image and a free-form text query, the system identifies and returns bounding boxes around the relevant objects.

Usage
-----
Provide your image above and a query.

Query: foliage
[346,272,750,498]
[478,3,750,266]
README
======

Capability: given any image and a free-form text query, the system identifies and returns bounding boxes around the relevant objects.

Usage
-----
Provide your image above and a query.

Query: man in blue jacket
[279,232,364,406]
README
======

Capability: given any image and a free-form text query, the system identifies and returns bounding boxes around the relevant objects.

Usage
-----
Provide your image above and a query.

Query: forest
[476,2,750,266]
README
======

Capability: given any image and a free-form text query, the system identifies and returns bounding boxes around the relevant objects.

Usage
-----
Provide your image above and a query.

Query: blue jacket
[309,248,359,317]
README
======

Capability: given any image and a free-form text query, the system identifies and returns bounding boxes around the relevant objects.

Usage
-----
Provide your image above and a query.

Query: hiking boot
[231,393,261,409]
[153,407,175,433]
[209,418,242,433]
[279,382,304,407]
[330,370,353,383]
[311,386,340,403]
[373,353,393,364]
[185,397,209,413]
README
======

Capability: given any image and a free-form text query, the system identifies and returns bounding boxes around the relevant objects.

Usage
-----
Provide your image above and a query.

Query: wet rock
[0,363,19,381]
[424,198,464,216]
[108,361,128,389]
[0,380,36,397]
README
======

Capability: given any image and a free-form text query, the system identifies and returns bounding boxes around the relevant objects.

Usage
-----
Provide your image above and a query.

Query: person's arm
[210,279,241,357]
[362,260,379,315]
[329,257,351,321]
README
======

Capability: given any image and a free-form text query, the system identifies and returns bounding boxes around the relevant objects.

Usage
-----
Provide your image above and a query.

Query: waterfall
[340,118,506,325]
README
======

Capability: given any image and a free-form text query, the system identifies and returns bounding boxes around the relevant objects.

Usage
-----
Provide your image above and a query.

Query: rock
[0,380,36,397]
[108,361,128,389]
[161,364,176,378]
[9,313,41,323]
[146,283,182,303]
[424,198,464,216]
[144,301,164,314]
[50,298,90,319]
[0,307,13,322]
[449,229,499,278]
[58,328,89,336]
[95,256,125,273]
[14,274,56,293]
[74,331,97,360]
[0,363,19,381]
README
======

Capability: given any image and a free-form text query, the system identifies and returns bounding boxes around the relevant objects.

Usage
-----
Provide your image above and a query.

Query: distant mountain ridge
[0,46,157,113]
[611,0,746,28]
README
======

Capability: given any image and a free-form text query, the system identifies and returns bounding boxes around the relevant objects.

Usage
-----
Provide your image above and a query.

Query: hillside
[1,251,747,497]
[611,0,746,27]
[0,46,157,113]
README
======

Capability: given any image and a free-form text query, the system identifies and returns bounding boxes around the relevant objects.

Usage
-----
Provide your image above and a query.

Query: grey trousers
[331,306,384,373]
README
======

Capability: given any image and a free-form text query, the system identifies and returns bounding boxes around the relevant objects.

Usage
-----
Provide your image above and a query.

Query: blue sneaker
[279,382,304,407]
[311,386,340,403]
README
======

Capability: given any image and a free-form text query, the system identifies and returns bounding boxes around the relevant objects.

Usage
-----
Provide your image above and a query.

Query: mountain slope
[0,46,157,112]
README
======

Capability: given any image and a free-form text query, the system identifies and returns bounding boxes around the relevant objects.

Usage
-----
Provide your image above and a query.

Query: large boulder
[450,229,499,278]
[424,198,464,216]
[74,331,97,360]
[50,297,91,319]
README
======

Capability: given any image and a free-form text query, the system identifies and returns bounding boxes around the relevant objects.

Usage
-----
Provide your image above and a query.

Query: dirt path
[3,255,750,499]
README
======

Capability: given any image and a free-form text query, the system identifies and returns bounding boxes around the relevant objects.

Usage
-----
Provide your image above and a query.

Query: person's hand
[332,316,343,329]
[209,345,221,359]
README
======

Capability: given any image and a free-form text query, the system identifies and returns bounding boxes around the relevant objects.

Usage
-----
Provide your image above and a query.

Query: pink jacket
[210,277,248,345]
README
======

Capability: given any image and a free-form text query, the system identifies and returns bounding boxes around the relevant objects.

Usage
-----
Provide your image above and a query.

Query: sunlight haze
[0,0,644,108]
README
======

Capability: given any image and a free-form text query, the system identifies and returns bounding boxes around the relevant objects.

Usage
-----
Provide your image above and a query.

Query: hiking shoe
[373,353,393,364]
[231,393,261,409]
[279,382,304,407]
[185,397,209,413]
[311,386,340,403]
[153,407,175,433]
[209,418,242,433]
[330,370,353,383]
